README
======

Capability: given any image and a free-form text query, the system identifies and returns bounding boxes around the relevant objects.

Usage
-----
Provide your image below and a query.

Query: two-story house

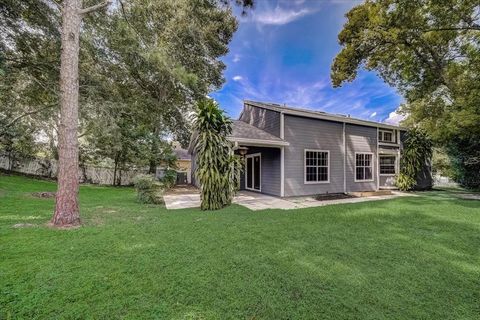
[192,100,429,197]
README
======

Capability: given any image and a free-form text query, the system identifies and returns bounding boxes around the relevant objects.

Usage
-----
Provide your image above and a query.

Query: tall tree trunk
[148,127,159,174]
[52,0,82,227]
[113,154,119,186]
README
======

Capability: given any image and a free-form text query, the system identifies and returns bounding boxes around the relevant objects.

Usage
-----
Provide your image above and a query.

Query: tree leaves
[193,99,242,210]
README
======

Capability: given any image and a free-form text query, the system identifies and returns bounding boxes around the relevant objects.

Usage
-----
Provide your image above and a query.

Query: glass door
[246,153,261,191]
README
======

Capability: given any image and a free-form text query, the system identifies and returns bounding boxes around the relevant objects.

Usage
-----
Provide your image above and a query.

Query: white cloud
[384,109,405,125]
[253,6,314,26]
[370,111,377,118]
[233,54,241,63]
[232,75,243,82]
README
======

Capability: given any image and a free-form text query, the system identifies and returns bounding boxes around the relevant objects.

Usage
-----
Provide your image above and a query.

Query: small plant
[395,172,416,191]
[133,174,164,204]
[162,169,177,189]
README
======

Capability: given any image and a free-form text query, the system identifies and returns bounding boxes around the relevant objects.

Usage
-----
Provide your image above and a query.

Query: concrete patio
[164,188,412,211]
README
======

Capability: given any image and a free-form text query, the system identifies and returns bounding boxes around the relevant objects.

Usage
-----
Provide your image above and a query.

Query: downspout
[376,127,380,191]
[343,123,346,194]
[280,112,285,197]
[397,129,401,176]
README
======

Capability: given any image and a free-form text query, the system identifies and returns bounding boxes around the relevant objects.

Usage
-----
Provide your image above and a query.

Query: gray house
[194,100,415,197]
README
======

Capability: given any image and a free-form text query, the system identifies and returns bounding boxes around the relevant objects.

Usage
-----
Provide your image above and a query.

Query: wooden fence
[0,154,148,186]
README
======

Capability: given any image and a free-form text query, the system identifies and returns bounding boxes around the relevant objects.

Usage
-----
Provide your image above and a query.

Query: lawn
[1,174,479,319]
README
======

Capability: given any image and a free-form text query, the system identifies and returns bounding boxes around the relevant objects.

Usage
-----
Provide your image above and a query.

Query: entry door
[246,153,261,191]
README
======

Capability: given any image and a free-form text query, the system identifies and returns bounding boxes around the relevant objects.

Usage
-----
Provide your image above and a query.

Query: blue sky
[210,0,404,124]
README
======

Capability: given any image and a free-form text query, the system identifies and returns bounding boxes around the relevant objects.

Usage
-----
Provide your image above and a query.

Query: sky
[210,0,405,125]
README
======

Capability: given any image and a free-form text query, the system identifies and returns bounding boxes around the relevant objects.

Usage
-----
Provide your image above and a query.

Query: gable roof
[244,100,406,131]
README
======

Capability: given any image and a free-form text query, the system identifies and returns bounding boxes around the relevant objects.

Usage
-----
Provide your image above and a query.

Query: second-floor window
[379,129,396,143]
[305,150,329,183]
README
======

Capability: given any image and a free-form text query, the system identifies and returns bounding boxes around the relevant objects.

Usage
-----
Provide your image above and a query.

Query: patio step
[349,190,393,197]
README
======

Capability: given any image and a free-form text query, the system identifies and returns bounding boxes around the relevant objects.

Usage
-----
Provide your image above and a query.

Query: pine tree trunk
[113,154,119,186]
[52,0,82,227]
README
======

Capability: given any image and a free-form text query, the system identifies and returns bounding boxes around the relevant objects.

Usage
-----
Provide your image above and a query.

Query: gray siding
[345,124,378,192]
[380,175,396,187]
[240,147,281,196]
[239,104,281,137]
[283,117,378,196]
[284,115,345,196]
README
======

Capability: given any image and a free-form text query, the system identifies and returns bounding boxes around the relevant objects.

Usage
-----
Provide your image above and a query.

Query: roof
[244,100,406,130]
[229,120,289,147]
[174,147,191,160]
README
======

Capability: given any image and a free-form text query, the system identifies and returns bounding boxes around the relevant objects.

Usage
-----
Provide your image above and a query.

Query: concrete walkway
[233,191,302,210]
[163,186,200,209]
[164,188,412,211]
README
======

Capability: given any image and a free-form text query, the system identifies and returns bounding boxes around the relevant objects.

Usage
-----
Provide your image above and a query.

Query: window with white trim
[379,129,395,143]
[380,155,396,175]
[355,153,373,181]
[305,150,329,183]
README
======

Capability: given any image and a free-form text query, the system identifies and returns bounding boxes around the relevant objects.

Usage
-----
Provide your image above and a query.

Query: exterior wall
[239,104,281,137]
[282,117,379,196]
[380,175,396,187]
[176,159,191,184]
[239,147,281,197]
[345,124,378,192]
[283,115,345,196]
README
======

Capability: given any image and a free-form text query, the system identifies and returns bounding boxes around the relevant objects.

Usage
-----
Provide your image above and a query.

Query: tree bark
[52,0,82,227]
[113,153,119,186]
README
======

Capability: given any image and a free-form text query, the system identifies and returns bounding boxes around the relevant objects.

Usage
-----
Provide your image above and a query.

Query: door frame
[245,153,261,192]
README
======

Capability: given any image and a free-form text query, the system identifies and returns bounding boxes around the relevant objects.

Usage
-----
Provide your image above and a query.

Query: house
[192,100,429,197]
[172,142,192,185]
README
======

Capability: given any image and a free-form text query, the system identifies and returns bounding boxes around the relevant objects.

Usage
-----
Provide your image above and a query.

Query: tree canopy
[1,0,240,168]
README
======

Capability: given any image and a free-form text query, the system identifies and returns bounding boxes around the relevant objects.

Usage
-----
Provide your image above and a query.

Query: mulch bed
[314,193,357,201]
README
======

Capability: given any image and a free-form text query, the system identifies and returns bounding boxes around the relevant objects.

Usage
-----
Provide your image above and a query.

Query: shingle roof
[230,120,284,141]
[244,100,406,130]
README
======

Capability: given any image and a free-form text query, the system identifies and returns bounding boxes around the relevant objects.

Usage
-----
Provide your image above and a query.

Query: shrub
[133,174,164,204]
[395,173,416,191]
[162,169,177,189]
[396,128,433,191]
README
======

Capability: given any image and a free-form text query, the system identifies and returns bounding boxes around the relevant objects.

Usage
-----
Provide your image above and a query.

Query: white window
[379,130,395,143]
[355,153,373,181]
[380,155,396,175]
[304,150,329,183]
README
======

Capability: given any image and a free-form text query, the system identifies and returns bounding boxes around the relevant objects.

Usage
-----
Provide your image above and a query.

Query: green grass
[1,174,479,319]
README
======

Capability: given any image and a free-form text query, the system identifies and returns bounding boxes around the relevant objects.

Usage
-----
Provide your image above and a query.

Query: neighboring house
[173,142,192,185]
[192,100,430,197]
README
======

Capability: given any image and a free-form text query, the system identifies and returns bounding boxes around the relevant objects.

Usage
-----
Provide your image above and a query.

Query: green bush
[133,174,164,204]
[396,128,433,191]
[162,169,177,189]
[395,173,416,191]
